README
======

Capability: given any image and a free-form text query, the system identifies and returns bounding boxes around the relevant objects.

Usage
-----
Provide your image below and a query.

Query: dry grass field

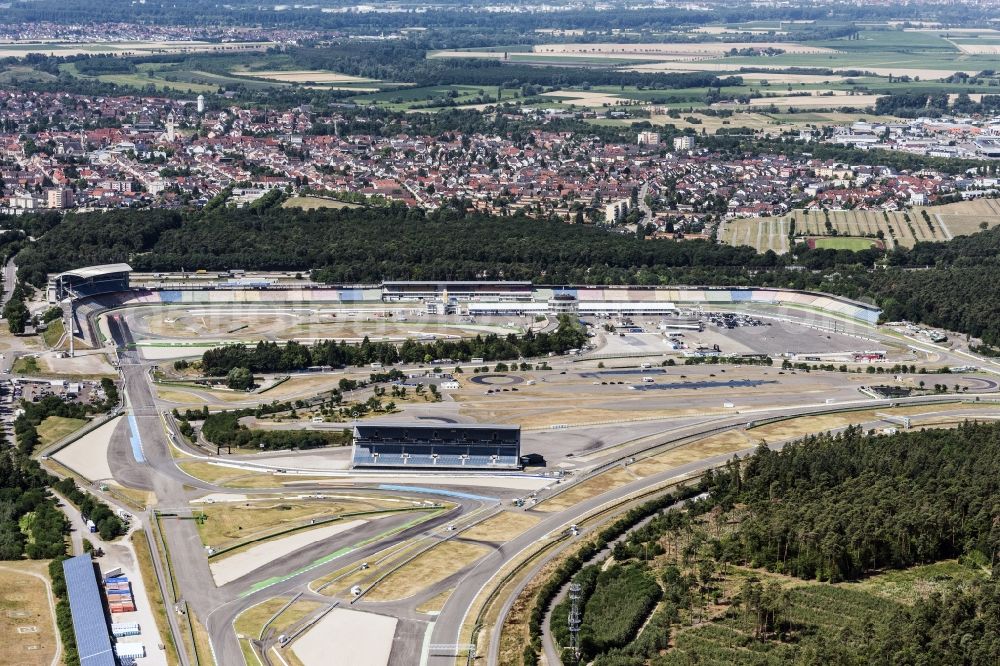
[365,541,491,601]
[647,111,781,134]
[534,466,638,513]
[462,512,541,543]
[195,497,399,550]
[415,588,453,614]
[628,430,756,478]
[949,41,1000,55]
[748,404,1000,442]
[177,461,327,488]
[0,561,58,666]
[282,195,363,210]
[234,597,325,639]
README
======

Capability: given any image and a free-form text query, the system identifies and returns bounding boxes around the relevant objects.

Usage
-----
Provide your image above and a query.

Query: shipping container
[114,643,146,659]
[111,622,141,637]
[103,567,123,579]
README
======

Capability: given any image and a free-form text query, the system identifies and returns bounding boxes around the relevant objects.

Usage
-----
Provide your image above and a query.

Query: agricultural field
[55,56,400,95]
[346,84,497,111]
[720,200,1000,254]
[231,69,374,84]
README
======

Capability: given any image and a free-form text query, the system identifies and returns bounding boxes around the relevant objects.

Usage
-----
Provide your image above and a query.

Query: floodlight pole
[568,582,582,662]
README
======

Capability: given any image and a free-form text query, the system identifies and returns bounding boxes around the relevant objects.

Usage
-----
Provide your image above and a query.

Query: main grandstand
[352,423,521,470]
[50,263,132,301]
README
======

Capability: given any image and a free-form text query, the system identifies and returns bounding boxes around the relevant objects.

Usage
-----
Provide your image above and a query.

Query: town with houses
[2,89,1000,234]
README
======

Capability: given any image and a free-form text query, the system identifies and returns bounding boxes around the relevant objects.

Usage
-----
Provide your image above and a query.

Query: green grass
[13,356,41,375]
[850,559,989,605]
[816,30,960,52]
[36,416,88,446]
[347,84,493,110]
[59,62,219,94]
[41,319,64,348]
[811,236,878,250]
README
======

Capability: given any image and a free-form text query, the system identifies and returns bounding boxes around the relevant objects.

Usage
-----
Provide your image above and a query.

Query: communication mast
[568,582,582,662]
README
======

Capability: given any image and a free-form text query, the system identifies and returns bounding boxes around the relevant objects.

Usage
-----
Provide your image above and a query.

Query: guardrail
[533,394,1000,510]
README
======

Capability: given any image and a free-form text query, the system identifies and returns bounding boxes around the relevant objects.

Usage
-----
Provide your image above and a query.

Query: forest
[1,0,949,33]
[532,422,1000,665]
[277,44,742,91]
[8,202,1000,346]
[705,423,1000,582]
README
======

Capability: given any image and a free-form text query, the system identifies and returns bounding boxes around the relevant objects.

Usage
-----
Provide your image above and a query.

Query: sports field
[809,237,879,251]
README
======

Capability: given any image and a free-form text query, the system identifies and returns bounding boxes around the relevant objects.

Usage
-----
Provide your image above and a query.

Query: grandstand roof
[62,555,116,666]
[55,263,133,280]
[382,280,532,286]
[355,422,519,433]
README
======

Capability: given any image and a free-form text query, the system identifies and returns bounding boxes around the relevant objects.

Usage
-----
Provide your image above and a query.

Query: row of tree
[199,411,350,450]
[8,201,1000,347]
[200,317,587,375]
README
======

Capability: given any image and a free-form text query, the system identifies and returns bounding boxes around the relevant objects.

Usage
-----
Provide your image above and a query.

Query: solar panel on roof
[62,555,116,666]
